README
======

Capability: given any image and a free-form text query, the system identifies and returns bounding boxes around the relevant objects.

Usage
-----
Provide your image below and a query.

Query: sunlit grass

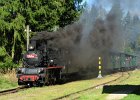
[0,70,18,91]
[0,72,122,100]
[0,70,139,100]
[121,69,140,100]
[123,94,140,100]
[78,69,140,100]
[78,89,107,100]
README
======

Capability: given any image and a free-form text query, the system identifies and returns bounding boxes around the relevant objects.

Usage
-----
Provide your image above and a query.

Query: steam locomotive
[16,37,138,87]
[16,39,77,86]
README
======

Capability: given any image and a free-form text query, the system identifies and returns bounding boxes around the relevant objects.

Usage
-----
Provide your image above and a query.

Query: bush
[0,47,18,73]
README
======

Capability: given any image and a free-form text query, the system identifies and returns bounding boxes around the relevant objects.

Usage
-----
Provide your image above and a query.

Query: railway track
[53,71,130,100]
[0,86,28,96]
[0,71,131,98]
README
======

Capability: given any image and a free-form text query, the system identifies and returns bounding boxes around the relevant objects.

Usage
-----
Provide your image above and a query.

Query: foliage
[0,0,83,71]
[58,0,81,27]
[122,10,140,53]
[0,47,18,73]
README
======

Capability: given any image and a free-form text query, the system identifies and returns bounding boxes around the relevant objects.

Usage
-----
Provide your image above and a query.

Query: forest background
[0,0,140,73]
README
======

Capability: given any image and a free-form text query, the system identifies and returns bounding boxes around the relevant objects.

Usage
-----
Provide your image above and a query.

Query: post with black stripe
[97,57,103,78]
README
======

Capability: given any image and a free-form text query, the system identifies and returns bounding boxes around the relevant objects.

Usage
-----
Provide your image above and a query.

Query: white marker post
[97,57,103,78]
[26,25,29,51]
[25,25,31,51]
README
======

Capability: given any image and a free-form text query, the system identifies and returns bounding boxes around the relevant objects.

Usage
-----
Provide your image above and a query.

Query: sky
[82,0,94,7]
[82,0,111,11]
[82,0,140,16]
[85,0,94,6]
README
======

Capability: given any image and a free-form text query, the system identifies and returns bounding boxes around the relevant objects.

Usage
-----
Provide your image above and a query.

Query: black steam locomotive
[16,37,138,87]
[16,39,74,86]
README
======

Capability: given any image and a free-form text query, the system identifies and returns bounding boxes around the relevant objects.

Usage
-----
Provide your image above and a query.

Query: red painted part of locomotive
[19,75,39,81]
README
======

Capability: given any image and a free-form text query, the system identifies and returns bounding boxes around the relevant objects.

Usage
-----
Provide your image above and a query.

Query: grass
[0,70,139,100]
[67,70,140,100]
[122,73,140,100]
[123,88,140,100]
[67,88,107,100]
[0,70,18,91]
[0,72,123,100]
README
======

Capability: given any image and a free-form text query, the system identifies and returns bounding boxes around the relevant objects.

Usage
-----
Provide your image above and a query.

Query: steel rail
[0,86,28,96]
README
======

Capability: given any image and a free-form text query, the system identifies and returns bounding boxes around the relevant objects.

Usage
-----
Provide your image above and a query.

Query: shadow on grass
[102,85,140,95]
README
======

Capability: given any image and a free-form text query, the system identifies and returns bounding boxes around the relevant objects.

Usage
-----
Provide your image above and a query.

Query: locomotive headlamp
[30,46,33,49]
[50,60,54,62]
[28,45,34,50]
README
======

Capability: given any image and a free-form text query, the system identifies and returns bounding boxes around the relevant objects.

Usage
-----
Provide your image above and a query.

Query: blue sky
[82,0,140,16]
[82,0,95,7]
[82,0,111,11]
[85,0,94,6]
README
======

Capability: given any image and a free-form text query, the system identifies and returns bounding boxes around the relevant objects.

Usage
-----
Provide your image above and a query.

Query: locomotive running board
[46,66,64,69]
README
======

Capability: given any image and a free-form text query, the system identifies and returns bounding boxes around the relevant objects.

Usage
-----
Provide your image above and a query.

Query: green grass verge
[0,72,18,90]
[75,89,107,100]
[123,94,140,100]
[78,70,140,100]
[0,77,17,90]
[121,70,140,100]
[0,70,139,100]
[123,88,140,100]
[0,72,122,100]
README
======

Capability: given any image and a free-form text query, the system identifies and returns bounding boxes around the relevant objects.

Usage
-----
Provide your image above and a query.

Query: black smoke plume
[31,1,124,71]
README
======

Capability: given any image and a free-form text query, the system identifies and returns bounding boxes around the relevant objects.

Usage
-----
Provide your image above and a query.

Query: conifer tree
[0,0,82,71]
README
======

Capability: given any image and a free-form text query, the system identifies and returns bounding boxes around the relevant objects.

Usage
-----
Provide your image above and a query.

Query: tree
[0,0,83,71]
[133,15,140,25]
[58,0,82,27]
[122,11,131,29]
[136,36,140,50]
